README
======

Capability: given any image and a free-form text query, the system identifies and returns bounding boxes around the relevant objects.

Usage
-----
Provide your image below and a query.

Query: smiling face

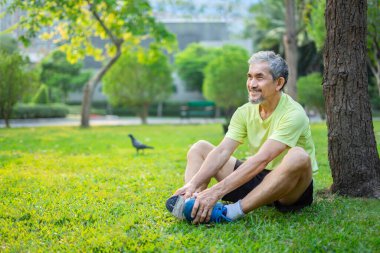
[246,61,284,104]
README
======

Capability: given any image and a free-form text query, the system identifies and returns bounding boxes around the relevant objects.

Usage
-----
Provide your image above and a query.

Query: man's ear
[276,77,285,91]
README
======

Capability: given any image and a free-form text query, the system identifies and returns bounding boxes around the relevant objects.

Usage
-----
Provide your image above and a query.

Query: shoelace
[211,205,232,223]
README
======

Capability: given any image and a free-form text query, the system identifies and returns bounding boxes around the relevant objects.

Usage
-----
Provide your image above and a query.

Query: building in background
[0,2,253,105]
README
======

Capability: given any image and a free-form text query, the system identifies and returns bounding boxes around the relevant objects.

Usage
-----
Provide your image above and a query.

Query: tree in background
[306,0,380,97]
[203,45,249,131]
[175,43,220,92]
[0,36,37,127]
[324,0,379,197]
[244,0,316,99]
[102,48,173,124]
[244,0,285,53]
[297,73,325,119]
[304,0,325,52]
[39,51,91,103]
[3,0,176,127]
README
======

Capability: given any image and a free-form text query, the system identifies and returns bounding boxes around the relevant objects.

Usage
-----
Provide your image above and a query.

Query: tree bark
[284,0,298,100]
[324,0,380,198]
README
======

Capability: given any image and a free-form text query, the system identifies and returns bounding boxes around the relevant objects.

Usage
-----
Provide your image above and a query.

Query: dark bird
[128,134,154,154]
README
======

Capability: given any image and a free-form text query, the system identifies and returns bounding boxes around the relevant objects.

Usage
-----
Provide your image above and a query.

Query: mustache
[250,88,261,92]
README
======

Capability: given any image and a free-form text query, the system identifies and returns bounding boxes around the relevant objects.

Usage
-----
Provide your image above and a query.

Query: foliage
[244,0,321,96]
[244,0,286,52]
[0,35,19,54]
[0,122,379,251]
[244,0,310,50]
[304,0,326,51]
[305,0,379,55]
[32,84,50,104]
[304,0,380,95]
[2,0,176,127]
[203,45,249,120]
[297,72,325,118]
[0,51,37,127]
[4,0,175,63]
[175,43,220,92]
[39,51,91,103]
[102,48,173,124]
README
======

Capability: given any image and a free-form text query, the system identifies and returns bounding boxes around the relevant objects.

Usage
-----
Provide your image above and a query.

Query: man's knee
[187,140,214,159]
[284,147,311,173]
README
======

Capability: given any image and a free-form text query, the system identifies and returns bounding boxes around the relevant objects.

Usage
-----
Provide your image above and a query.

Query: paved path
[0,115,226,128]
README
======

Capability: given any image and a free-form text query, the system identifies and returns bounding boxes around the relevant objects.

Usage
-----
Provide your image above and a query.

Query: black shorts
[222,159,313,213]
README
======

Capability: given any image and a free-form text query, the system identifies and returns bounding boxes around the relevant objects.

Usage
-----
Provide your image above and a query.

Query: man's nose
[249,79,257,88]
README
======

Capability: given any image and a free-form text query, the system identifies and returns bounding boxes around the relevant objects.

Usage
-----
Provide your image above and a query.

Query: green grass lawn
[0,122,379,252]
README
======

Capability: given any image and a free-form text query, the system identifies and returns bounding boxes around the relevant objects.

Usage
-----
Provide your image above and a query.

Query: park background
[0,0,379,252]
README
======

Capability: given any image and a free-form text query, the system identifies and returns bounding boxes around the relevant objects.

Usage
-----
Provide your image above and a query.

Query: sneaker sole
[166,195,185,220]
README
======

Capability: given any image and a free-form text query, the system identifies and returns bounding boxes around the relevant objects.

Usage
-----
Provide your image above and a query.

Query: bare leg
[240,147,313,213]
[184,140,237,192]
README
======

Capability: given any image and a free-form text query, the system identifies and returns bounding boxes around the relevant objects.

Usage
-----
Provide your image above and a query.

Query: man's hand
[191,188,221,224]
[174,183,197,199]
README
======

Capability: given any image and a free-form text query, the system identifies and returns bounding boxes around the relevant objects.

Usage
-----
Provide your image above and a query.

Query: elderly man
[166,51,318,224]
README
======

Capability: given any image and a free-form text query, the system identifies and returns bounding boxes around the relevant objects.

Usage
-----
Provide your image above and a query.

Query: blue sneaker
[183,198,232,223]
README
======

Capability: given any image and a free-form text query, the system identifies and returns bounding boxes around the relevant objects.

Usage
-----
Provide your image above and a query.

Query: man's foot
[166,195,186,220]
[183,198,232,223]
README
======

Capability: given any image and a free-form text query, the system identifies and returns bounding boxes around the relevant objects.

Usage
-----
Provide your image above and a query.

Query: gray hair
[248,51,289,89]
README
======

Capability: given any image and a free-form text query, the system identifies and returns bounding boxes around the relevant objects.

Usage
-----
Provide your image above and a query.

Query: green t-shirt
[226,93,318,172]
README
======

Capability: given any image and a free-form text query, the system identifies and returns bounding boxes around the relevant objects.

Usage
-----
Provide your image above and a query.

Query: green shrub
[6,103,69,119]
[32,84,50,104]
[297,72,325,118]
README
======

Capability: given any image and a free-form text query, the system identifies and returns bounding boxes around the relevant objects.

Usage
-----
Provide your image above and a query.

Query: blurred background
[0,0,378,126]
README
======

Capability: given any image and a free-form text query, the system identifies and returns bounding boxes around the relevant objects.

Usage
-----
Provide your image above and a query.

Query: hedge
[4,104,69,119]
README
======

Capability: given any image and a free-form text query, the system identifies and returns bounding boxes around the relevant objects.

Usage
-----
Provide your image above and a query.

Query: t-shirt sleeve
[269,110,308,147]
[225,108,247,143]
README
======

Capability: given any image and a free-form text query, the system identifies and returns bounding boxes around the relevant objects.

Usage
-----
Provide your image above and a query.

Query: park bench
[180,101,215,118]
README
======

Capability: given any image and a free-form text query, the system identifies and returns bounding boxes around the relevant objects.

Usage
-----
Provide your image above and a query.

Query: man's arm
[191,139,288,224]
[211,139,288,198]
[174,137,240,199]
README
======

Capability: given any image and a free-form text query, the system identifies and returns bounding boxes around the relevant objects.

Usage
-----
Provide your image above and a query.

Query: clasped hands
[175,183,221,224]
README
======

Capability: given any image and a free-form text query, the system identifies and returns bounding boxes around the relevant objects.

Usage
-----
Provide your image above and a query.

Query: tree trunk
[139,103,149,125]
[80,49,121,128]
[80,83,93,128]
[80,3,125,127]
[284,0,298,100]
[3,110,10,128]
[1,107,11,128]
[324,0,380,198]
